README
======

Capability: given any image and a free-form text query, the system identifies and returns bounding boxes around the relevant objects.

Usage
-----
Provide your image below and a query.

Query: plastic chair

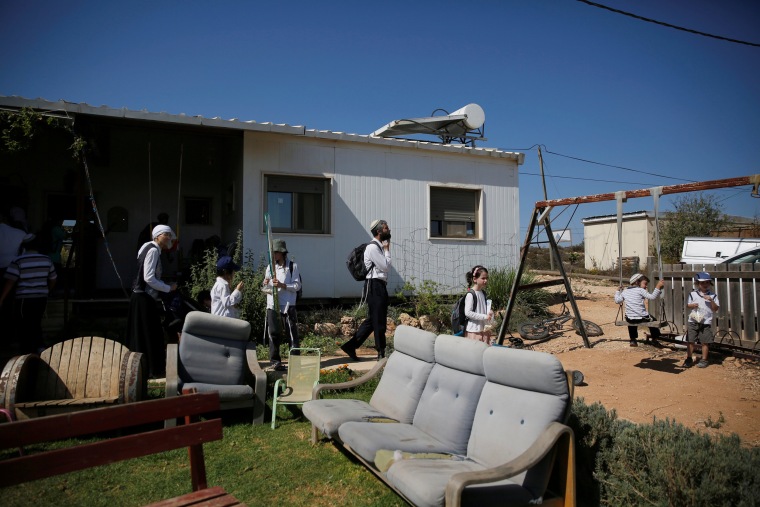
[271,348,321,429]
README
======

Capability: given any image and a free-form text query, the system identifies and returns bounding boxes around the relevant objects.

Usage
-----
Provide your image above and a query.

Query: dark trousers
[127,292,166,377]
[344,279,388,355]
[267,307,300,363]
[13,297,48,354]
[625,316,661,341]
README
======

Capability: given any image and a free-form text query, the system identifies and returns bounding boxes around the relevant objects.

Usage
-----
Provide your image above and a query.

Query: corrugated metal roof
[0,95,524,164]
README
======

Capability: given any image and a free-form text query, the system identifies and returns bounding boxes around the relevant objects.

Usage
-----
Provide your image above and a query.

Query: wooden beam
[535,175,757,208]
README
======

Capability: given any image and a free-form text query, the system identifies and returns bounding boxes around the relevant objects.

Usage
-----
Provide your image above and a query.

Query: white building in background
[581,211,655,271]
[0,96,524,300]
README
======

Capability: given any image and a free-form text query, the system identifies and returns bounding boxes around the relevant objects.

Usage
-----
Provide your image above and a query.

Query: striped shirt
[614,286,661,319]
[4,252,57,298]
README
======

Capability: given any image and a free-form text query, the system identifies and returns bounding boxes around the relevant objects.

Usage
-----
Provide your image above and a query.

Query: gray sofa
[304,326,576,507]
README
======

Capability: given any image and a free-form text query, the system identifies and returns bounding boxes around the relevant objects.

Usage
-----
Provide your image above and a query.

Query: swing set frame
[496,174,760,348]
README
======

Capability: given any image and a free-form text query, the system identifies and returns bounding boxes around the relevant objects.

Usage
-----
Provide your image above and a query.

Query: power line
[520,171,657,187]
[543,148,693,182]
[577,0,760,48]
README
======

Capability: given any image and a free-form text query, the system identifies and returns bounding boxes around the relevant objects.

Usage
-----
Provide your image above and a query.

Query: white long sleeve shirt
[136,241,171,299]
[464,289,490,333]
[264,260,301,311]
[364,239,391,281]
[211,276,243,319]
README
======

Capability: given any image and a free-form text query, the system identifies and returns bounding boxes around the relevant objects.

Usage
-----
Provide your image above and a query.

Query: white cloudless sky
[1,0,758,243]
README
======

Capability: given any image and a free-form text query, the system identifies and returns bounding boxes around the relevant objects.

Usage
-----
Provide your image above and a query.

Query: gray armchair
[165,311,267,426]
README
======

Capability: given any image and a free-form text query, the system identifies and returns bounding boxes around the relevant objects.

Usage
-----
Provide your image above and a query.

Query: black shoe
[629,340,638,347]
[341,345,360,361]
[273,362,287,372]
[376,351,385,360]
[682,357,693,368]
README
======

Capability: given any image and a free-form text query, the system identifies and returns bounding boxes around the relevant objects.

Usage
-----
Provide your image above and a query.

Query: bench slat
[145,486,244,507]
[0,419,222,487]
[15,396,119,407]
[104,338,117,397]
[0,392,221,449]
[86,337,105,398]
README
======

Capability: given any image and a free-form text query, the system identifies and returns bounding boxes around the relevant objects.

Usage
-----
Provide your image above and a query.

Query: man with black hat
[127,224,178,378]
[263,239,302,371]
[341,219,391,360]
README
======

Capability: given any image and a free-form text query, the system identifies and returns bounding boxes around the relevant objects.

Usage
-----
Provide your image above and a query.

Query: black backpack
[346,242,382,281]
[288,260,303,301]
[451,289,477,336]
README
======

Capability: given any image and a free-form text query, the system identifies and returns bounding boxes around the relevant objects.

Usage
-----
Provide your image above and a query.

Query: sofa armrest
[246,342,268,426]
[445,422,575,507]
[311,357,387,400]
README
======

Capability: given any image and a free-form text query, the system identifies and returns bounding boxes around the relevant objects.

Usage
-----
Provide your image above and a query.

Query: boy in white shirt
[684,272,719,368]
[211,256,244,319]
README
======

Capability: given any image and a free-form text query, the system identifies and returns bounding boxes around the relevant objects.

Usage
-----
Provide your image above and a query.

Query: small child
[683,272,719,368]
[211,256,244,319]
[614,273,664,347]
[464,265,494,344]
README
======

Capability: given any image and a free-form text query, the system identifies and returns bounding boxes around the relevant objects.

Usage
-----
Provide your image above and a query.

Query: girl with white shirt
[464,265,494,344]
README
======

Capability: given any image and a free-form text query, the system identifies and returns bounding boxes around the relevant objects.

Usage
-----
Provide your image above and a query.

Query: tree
[659,194,727,263]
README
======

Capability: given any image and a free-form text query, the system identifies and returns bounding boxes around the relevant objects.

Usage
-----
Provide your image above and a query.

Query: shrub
[568,398,760,507]
[395,278,450,324]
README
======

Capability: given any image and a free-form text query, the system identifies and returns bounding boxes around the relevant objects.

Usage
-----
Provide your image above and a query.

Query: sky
[1,0,759,245]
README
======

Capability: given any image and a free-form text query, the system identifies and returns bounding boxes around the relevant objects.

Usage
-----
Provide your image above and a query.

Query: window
[430,187,480,239]
[265,175,330,234]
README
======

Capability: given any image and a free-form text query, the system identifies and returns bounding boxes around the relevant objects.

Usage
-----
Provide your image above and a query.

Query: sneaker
[696,360,708,368]
[629,340,638,347]
[682,357,693,368]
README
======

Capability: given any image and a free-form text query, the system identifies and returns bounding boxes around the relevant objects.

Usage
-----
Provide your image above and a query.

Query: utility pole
[537,146,555,270]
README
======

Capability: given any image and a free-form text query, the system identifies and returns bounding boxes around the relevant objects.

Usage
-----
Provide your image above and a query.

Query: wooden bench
[0,391,245,506]
[0,336,145,419]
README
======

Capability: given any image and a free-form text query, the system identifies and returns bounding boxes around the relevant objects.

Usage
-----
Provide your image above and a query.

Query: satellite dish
[371,103,487,146]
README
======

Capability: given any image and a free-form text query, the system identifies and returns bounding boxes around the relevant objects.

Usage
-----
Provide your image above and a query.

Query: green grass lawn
[2,410,405,507]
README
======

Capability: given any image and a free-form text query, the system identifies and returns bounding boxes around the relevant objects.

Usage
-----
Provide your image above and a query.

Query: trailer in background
[680,236,760,264]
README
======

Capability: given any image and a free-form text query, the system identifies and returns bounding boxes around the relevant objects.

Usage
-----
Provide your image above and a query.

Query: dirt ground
[519,277,760,446]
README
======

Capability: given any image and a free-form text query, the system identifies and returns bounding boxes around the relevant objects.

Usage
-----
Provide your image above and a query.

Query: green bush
[568,398,760,506]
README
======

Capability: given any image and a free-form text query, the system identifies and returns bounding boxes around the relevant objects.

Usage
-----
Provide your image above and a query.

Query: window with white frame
[265,175,330,234]
[430,186,480,239]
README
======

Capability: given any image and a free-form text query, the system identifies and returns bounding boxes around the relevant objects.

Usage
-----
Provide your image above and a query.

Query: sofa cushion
[386,458,534,507]
[339,422,456,462]
[410,335,488,454]
[466,347,569,495]
[302,399,395,440]
[180,382,253,402]
[369,348,435,422]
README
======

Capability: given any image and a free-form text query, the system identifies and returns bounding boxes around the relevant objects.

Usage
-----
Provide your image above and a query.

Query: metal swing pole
[542,213,592,348]
[497,207,540,345]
